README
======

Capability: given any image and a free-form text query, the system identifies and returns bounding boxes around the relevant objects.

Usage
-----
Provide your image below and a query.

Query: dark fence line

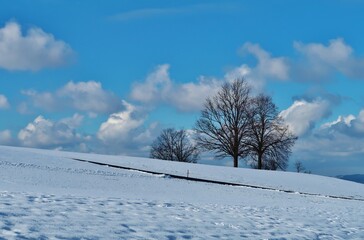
[71,158,364,202]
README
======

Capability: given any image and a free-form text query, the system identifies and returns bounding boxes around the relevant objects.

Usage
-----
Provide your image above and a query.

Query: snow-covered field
[0,145,363,239]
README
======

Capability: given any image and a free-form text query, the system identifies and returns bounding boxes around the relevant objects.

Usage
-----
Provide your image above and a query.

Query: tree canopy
[195,78,297,169]
[150,128,199,163]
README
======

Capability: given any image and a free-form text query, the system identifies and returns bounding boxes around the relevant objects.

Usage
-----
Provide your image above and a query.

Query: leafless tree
[246,94,297,170]
[150,128,199,163]
[294,160,305,173]
[195,79,251,167]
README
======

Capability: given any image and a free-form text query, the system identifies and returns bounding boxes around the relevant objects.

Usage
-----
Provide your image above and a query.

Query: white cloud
[131,64,172,103]
[58,81,121,115]
[291,130,364,175]
[224,64,265,92]
[0,94,9,109]
[291,109,364,175]
[293,38,364,80]
[280,99,332,136]
[59,113,84,129]
[226,43,289,93]
[241,42,289,80]
[97,101,144,142]
[130,39,364,115]
[295,38,352,66]
[0,130,12,144]
[21,81,122,115]
[18,114,84,148]
[21,90,56,111]
[0,21,74,71]
[131,64,222,111]
[131,44,289,111]
[321,115,355,129]
[320,109,364,137]
[96,100,160,156]
[132,122,159,144]
[353,110,364,133]
[224,64,250,80]
[170,77,222,111]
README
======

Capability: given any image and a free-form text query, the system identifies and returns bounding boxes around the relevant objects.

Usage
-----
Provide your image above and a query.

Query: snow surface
[1,145,364,239]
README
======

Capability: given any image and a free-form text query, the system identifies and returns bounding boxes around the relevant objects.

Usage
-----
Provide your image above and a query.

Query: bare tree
[246,94,297,170]
[195,79,251,167]
[294,160,305,173]
[150,128,199,163]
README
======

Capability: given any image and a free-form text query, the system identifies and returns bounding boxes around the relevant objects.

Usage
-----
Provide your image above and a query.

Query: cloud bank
[290,108,364,174]
[239,42,289,80]
[96,100,160,156]
[0,21,74,71]
[131,45,290,112]
[293,38,364,81]
[131,64,222,111]
[18,114,85,149]
[280,99,332,136]
[21,81,123,116]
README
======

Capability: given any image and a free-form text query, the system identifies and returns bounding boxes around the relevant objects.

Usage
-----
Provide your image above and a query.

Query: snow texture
[0,145,364,239]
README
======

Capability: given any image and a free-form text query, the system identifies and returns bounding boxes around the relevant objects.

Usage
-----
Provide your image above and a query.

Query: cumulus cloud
[21,90,56,112]
[293,38,364,80]
[220,38,364,85]
[221,42,289,93]
[214,38,364,85]
[352,110,364,134]
[131,64,172,103]
[171,77,222,111]
[18,114,85,148]
[59,113,84,129]
[96,100,160,155]
[21,81,122,115]
[291,132,364,175]
[131,64,222,111]
[17,88,159,155]
[0,21,74,71]
[290,108,364,175]
[131,44,290,111]
[97,101,145,142]
[280,99,332,136]
[240,42,289,80]
[58,81,122,114]
[225,63,270,94]
[0,94,9,109]
[320,109,364,138]
[13,105,157,155]
[203,44,285,93]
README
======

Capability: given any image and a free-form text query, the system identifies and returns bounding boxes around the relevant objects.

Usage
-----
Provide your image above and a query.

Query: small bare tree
[294,160,305,173]
[150,128,199,163]
[195,79,251,167]
[246,94,297,170]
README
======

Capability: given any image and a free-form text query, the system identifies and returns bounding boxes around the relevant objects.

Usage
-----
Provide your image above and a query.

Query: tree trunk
[233,155,238,168]
[257,153,262,169]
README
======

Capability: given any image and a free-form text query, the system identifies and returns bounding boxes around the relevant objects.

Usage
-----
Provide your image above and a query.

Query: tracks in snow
[71,158,364,202]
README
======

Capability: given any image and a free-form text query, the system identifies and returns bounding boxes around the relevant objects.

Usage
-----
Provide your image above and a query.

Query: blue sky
[1,0,364,176]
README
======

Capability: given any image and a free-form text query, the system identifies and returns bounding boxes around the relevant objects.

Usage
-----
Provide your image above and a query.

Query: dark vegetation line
[71,158,364,202]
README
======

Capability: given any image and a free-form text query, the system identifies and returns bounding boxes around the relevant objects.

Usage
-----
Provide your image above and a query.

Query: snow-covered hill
[337,174,364,184]
[1,145,363,239]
